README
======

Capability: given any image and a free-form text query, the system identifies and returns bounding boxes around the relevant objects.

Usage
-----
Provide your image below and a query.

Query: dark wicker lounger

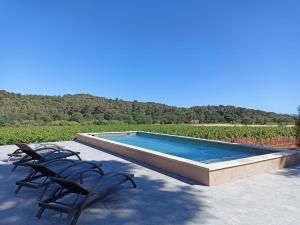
[37,170,136,225]
[12,143,81,171]
[8,143,64,160]
[15,159,104,199]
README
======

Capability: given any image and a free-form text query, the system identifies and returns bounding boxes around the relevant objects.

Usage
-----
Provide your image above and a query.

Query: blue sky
[0,0,299,114]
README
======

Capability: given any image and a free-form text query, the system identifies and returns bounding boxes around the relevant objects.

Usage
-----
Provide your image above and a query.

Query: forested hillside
[0,90,295,126]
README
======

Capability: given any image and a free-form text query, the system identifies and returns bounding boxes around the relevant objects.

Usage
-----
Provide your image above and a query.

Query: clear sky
[0,0,299,114]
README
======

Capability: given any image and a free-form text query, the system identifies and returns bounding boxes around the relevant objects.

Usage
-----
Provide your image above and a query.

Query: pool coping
[77,131,300,185]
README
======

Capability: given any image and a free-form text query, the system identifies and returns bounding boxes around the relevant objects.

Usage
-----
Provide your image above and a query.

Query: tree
[0,90,296,126]
[241,117,253,125]
[70,112,83,122]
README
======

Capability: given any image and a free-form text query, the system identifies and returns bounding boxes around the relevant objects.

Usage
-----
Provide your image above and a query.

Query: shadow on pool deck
[275,162,300,178]
[76,140,201,186]
[0,158,211,225]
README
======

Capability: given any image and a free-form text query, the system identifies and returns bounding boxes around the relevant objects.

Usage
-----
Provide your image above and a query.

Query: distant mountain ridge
[0,90,295,126]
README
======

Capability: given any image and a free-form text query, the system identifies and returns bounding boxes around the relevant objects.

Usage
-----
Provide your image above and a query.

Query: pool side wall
[208,154,299,185]
[77,132,300,186]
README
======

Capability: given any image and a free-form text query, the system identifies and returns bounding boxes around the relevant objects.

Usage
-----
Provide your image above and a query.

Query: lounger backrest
[50,177,89,195]
[16,143,41,160]
[29,164,57,177]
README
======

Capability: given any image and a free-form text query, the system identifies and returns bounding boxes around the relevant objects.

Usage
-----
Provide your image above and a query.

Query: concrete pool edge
[76,131,300,186]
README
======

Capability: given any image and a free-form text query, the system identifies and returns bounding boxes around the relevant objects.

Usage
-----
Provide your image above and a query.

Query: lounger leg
[97,167,104,175]
[128,177,137,188]
[36,207,46,219]
[75,154,81,160]
[12,164,18,171]
[11,155,30,171]
[14,185,22,194]
[70,200,88,225]
[15,170,38,195]
[70,209,82,225]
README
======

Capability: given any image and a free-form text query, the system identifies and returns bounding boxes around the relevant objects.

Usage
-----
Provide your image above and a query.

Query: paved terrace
[0,141,299,225]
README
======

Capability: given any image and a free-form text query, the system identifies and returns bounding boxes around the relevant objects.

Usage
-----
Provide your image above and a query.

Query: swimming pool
[77,131,300,186]
[104,133,272,164]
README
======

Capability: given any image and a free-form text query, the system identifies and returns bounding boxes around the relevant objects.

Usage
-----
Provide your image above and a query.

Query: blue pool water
[102,133,272,164]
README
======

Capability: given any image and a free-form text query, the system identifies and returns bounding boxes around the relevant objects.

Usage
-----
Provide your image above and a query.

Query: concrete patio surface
[0,141,299,225]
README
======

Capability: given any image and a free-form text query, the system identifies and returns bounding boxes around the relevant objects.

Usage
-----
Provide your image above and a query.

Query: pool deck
[0,141,300,225]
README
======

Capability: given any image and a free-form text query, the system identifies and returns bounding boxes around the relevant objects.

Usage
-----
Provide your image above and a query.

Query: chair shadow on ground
[275,158,300,178]
[0,158,212,225]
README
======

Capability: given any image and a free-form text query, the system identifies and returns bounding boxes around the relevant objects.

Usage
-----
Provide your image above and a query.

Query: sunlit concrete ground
[0,141,299,225]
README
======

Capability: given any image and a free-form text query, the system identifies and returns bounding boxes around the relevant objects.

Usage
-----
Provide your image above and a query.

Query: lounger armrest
[8,149,22,157]
[66,169,104,181]
[94,172,136,190]
[58,162,103,175]
[40,149,80,159]
[50,177,90,195]
[38,143,64,149]
[34,147,64,153]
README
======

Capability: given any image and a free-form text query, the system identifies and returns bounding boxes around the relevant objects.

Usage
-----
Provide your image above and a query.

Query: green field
[0,124,296,145]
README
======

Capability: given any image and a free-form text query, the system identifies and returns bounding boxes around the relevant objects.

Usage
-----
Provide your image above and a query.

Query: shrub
[0,124,296,145]
[296,106,300,146]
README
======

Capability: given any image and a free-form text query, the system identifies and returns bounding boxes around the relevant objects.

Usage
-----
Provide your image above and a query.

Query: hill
[0,90,295,126]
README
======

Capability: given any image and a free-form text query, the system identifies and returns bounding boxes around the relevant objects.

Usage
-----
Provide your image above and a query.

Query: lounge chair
[15,159,104,199]
[8,143,64,160]
[36,170,136,225]
[11,143,81,171]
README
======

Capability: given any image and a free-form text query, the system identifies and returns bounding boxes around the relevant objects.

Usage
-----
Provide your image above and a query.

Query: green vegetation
[0,124,295,145]
[0,91,296,146]
[0,90,295,126]
[296,106,300,145]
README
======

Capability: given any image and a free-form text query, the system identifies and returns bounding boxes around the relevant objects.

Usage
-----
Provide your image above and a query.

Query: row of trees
[0,90,296,126]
